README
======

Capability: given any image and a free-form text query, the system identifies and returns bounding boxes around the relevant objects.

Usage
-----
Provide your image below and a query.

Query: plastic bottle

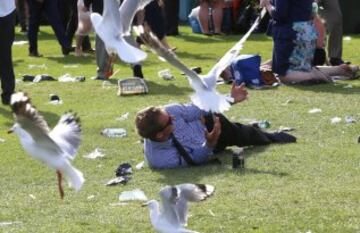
[101,128,127,138]
[258,120,271,129]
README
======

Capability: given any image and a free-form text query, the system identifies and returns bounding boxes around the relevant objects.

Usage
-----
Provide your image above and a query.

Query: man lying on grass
[135,83,296,169]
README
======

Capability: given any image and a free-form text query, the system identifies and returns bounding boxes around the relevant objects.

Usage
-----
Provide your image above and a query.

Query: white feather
[90,0,148,64]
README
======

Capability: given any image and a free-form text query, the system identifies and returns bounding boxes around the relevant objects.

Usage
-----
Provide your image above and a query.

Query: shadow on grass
[146,80,193,96]
[288,81,360,95]
[13,59,25,68]
[154,145,288,185]
[46,54,94,65]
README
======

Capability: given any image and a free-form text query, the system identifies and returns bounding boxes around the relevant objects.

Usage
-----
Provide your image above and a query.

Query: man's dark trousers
[0,10,16,104]
[27,0,70,53]
[204,114,273,153]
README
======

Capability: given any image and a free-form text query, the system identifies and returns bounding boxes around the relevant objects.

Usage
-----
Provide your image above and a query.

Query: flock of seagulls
[6,0,265,232]
[8,92,215,233]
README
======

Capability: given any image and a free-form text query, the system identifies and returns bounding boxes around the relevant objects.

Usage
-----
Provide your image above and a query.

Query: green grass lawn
[1,26,360,233]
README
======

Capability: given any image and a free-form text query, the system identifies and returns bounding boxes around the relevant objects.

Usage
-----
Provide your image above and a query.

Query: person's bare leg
[199,2,211,34]
[280,68,332,84]
[212,7,223,34]
[317,64,359,79]
[75,35,84,57]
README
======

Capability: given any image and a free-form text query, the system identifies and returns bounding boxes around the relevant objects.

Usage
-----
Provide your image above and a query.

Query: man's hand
[205,117,221,148]
[231,82,248,104]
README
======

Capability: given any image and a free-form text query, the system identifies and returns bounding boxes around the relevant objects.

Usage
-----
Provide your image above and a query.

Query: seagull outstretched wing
[133,23,208,90]
[49,112,81,160]
[161,184,215,226]
[134,24,235,112]
[206,8,268,86]
[10,92,61,155]
[119,0,154,36]
[10,92,85,198]
[90,0,147,63]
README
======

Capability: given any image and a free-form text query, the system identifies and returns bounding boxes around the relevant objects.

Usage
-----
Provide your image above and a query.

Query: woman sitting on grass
[260,0,358,84]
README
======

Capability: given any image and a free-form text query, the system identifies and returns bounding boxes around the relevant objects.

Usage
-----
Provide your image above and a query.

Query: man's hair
[135,106,164,140]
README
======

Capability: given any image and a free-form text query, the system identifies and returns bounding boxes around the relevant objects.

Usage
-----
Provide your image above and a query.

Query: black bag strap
[170,133,222,167]
[170,133,198,166]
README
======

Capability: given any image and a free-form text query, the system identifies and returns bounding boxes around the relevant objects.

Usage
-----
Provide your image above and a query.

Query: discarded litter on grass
[278,126,295,132]
[49,94,63,105]
[330,117,342,124]
[208,209,216,217]
[115,163,132,176]
[308,108,322,114]
[116,112,129,121]
[13,40,28,46]
[33,74,56,82]
[119,189,148,202]
[28,64,47,69]
[0,221,22,227]
[58,73,85,82]
[106,176,131,186]
[63,64,79,68]
[83,148,105,159]
[345,116,356,124]
[135,161,145,170]
[101,128,127,138]
[158,69,174,80]
[282,99,293,105]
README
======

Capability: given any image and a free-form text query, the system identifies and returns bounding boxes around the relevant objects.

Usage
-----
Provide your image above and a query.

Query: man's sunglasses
[157,115,173,132]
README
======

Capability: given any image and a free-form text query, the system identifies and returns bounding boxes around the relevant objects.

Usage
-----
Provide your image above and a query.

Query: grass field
[0,26,360,233]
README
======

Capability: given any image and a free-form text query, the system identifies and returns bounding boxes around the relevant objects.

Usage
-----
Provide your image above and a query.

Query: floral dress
[287,21,318,74]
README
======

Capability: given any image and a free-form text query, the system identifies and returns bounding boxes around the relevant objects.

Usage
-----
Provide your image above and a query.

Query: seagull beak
[141,202,148,207]
[7,129,13,134]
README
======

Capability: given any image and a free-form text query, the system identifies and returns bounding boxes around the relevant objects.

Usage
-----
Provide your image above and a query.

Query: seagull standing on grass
[134,8,267,113]
[8,92,84,199]
[143,183,215,233]
[90,0,153,64]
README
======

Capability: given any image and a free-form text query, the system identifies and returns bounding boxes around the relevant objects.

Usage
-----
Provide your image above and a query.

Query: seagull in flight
[8,92,85,199]
[143,183,215,233]
[90,0,153,64]
[134,8,267,112]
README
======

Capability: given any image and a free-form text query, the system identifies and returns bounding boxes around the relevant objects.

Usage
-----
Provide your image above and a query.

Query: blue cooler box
[230,54,263,86]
